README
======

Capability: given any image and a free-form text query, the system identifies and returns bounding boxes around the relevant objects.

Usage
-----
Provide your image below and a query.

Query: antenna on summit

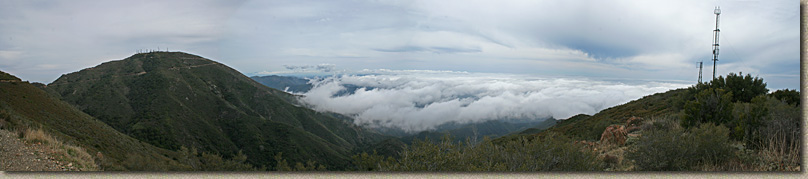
[711,6,721,80]
[697,61,703,83]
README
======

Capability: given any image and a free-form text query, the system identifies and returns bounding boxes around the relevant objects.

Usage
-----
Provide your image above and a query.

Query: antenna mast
[711,6,721,80]
[698,61,703,83]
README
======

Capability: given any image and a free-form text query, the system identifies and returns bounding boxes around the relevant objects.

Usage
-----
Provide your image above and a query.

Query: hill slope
[0,72,186,170]
[399,119,556,145]
[495,88,688,143]
[47,52,387,169]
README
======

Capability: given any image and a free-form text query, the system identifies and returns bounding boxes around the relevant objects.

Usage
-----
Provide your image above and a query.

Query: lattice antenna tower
[697,61,703,83]
[711,6,721,80]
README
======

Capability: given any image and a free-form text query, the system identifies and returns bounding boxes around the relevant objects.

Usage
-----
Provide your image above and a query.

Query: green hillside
[483,73,800,171]
[400,119,556,145]
[47,52,387,170]
[495,88,689,144]
[0,72,187,170]
[0,71,20,81]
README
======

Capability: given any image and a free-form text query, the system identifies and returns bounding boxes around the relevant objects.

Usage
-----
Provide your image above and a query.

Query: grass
[22,128,98,171]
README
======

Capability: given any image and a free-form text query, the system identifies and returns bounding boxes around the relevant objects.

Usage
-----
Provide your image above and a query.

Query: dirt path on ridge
[0,129,64,171]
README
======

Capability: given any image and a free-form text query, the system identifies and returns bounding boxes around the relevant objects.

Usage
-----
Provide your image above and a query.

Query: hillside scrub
[752,96,801,170]
[273,152,327,171]
[483,72,800,171]
[681,87,734,128]
[654,72,799,171]
[768,89,799,106]
[627,122,734,171]
[352,134,601,171]
[21,128,98,171]
[702,72,768,103]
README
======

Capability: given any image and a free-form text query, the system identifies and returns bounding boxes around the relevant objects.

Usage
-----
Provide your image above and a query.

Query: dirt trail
[0,129,66,171]
[167,62,217,70]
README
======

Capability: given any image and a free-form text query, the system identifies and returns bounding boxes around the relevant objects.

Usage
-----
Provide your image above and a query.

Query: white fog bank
[296,70,690,132]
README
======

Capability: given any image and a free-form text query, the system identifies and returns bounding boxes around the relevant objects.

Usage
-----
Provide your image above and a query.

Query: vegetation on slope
[353,134,600,171]
[47,52,387,170]
[0,73,186,170]
[354,72,800,171]
[0,71,21,81]
[399,119,556,145]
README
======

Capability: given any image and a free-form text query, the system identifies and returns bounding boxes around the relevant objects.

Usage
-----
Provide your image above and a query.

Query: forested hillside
[1,71,186,170]
[47,52,388,170]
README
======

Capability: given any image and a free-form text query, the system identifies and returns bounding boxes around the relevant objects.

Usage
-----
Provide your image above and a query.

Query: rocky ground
[0,129,79,171]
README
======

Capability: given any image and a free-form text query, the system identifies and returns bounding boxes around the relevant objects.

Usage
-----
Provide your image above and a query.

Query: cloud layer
[297,70,689,132]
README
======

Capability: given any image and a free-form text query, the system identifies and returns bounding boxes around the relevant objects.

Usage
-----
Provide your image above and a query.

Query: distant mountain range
[250,75,312,93]
[397,119,557,145]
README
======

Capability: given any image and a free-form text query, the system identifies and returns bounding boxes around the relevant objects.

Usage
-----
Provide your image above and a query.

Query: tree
[769,89,799,106]
[708,72,767,103]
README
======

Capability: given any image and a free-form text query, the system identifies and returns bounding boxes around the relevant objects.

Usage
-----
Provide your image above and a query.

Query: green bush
[769,89,799,106]
[352,134,600,171]
[707,72,767,103]
[273,152,325,171]
[730,95,768,146]
[199,151,257,171]
[681,88,734,128]
[627,123,734,171]
[175,146,259,171]
[756,96,800,153]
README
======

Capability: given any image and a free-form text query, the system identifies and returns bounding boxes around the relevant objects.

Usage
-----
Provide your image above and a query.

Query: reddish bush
[626,116,644,127]
[600,125,627,146]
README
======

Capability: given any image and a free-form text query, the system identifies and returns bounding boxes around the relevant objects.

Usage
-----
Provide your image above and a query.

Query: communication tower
[711,7,721,80]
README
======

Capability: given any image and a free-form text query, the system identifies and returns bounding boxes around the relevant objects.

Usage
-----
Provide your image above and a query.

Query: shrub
[626,126,688,170]
[681,88,733,128]
[769,89,799,106]
[730,95,768,145]
[755,96,800,169]
[627,123,733,171]
[352,134,601,171]
[273,152,325,171]
[175,146,258,171]
[707,72,767,103]
[689,123,734,165]
[199,151,257,171]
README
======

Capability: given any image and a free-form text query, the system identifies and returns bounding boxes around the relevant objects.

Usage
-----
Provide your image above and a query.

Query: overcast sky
[0,0,799,90]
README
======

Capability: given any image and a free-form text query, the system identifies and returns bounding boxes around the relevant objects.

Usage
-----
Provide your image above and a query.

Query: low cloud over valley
[295,70,689,132]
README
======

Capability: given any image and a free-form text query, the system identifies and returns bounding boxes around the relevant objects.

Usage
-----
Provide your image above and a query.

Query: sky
[0,0,799,90]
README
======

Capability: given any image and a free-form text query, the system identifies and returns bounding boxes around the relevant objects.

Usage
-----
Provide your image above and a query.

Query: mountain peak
[47,52,386,170]
[50,51,227,86]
